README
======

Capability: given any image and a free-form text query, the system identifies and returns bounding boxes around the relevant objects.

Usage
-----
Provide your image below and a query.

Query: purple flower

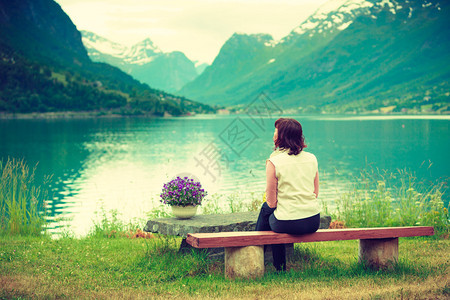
[159,176,207,207]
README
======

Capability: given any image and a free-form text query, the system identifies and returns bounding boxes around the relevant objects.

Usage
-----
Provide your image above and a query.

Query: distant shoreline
[0,111,184,120]
[0,110,448,120]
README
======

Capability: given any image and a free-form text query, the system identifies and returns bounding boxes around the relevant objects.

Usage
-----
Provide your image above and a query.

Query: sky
[55,0,330,64]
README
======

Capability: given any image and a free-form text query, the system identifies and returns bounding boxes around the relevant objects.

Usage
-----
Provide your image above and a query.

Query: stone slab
[144,211,331,238]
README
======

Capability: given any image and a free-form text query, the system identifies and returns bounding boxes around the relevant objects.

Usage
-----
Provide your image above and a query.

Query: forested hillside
[0,0,213,116]
[180,0,450,114]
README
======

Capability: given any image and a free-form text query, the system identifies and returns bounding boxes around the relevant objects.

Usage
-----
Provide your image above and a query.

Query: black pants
[255,202,320,271]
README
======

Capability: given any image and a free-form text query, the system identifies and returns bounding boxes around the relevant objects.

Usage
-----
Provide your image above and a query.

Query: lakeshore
[1,109,449,120]
[0,111,171,119]
[1,115,449,236]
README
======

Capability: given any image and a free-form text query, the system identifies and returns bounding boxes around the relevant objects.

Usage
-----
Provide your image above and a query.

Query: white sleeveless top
[269,149,320,220]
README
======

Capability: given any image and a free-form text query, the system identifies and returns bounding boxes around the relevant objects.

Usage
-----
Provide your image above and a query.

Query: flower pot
[171,205,198,219]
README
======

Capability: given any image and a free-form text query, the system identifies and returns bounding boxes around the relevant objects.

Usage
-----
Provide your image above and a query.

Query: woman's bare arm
[314,171,319,198]
[266,160,278,208]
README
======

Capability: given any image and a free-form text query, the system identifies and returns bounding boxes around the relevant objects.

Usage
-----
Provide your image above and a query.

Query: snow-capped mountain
[180,0,449,114]
[124,38,161,65]
[180,0,379,104]
[81,31,128,59]
[81,31,203,92]
[283,0,374,41]
[286,0,440,40]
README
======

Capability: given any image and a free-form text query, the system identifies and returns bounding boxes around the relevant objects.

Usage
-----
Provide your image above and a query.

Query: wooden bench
[186,226,434,279]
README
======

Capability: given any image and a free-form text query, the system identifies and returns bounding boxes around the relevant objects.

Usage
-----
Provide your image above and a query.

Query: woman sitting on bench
[255,117,320,271]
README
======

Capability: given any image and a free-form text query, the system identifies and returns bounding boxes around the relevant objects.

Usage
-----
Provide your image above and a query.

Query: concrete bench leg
[359,238,398,269]
[225,246,264,279]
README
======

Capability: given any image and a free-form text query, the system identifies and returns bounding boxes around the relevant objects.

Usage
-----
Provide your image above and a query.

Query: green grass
[0,158,50,236]
[0,235,448,299]
[89,208,140,239]
[329,167,449,237]
[0,161,448,298]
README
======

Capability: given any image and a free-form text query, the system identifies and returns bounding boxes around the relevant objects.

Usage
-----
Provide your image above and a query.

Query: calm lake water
[1,114,449,236]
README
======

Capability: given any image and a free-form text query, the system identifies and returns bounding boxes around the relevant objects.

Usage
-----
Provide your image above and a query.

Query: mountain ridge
[81,31,206,93]
[0,0,214,116]
[179,0,449,114]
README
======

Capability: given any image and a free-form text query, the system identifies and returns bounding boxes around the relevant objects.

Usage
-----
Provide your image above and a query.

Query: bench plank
[186,226,434,248]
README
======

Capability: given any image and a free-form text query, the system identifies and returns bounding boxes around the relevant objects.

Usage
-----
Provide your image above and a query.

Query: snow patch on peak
[82,31,164,66]
[337,20,353,30]
[81,31,127,57]
[131,38,161,54]
[332,14,344,23]
[378,0,397,14]
[127,56,156,65]
[265,40,279,47]
[314,0,373,19]
[376,0,410,15]
[288,0,374,39]
[293,19,320,35]
[254,33,273,43]
[124,38,163,65]
[420,1,441,11]
[315,0,349,17]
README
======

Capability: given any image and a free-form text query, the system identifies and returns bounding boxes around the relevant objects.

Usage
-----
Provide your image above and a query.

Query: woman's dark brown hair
[274,118,306,155]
